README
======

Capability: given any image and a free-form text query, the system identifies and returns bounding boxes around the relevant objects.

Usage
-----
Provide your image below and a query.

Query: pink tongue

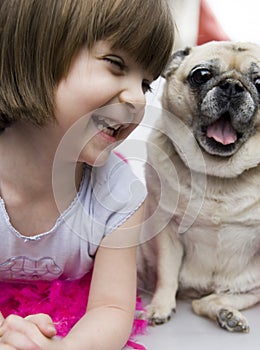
[206,118,237,145]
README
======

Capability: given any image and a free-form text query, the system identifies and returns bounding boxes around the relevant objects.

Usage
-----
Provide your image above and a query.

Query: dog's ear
[162,47,191,78]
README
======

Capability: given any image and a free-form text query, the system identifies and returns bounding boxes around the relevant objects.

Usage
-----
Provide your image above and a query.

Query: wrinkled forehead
[187,42,260,74]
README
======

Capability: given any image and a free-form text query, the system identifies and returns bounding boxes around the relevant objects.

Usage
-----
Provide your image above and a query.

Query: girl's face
[54,40,153,166]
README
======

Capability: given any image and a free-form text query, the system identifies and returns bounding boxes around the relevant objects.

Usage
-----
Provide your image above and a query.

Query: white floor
[133,298,260,350]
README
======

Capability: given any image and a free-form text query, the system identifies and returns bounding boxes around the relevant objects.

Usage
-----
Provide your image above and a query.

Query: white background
[207,0,260,45]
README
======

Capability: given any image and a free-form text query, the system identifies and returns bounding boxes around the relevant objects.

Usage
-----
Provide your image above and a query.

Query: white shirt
[0,153,146,281]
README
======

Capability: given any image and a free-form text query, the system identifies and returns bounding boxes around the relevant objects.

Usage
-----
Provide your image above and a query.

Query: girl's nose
[119,81,146,113]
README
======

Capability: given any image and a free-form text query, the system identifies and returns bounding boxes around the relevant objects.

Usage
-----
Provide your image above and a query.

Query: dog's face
[163,42,260,157]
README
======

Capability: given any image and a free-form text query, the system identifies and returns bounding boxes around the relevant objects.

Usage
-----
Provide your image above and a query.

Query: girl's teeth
[95,123,102,131]
[96,123,118,136]
[92,114,125,138]
[104,117,113,126]
[105,128,114,136]
[103,118,121,130]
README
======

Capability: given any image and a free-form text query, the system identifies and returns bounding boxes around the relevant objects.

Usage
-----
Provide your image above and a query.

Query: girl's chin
[79,147,112,167]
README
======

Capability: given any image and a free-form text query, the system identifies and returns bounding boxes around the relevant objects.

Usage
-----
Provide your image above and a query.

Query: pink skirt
[0,272,147,349]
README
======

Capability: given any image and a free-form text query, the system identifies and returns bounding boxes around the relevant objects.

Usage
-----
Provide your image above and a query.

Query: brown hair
[0,0,174,127]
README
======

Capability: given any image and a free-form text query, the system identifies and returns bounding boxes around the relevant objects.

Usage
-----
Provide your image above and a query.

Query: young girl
[0,0,174,349]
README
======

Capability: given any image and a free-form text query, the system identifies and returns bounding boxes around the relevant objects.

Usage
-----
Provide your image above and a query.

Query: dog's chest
[179,225,260,294]
[176,173,260,293]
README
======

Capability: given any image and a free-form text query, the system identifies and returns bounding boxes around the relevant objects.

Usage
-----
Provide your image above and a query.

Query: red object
[197,0,230,45]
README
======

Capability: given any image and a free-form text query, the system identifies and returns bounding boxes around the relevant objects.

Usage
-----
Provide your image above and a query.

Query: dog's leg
[146,227,183,325]
[192,291,260,333]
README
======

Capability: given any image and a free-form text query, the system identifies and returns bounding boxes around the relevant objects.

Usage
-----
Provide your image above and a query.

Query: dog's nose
[219,80,244,98]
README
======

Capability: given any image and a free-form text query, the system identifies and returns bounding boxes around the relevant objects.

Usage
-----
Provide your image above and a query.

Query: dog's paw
[217,308,250,333]
[145,302,175,326]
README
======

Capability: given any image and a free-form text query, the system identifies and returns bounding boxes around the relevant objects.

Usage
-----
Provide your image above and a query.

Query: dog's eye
[189,68,213,85]
[254,78,260,93]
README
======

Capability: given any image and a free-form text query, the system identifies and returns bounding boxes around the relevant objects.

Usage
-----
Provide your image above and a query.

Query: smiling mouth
[92,114,126,138]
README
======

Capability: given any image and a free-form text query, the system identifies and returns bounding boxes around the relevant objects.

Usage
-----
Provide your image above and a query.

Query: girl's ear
[162,47,192,78]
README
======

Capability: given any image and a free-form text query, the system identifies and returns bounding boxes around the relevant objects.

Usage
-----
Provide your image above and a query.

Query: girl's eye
[142,80,152,94]
[104,56,126,71]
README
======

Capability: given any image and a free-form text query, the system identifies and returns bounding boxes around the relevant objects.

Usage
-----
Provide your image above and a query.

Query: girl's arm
[63,202,145,350]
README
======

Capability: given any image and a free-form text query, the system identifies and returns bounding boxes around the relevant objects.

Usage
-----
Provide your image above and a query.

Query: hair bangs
[94,0,175,79]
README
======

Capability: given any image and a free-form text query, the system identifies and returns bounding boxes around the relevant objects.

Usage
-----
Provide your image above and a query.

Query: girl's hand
[0,313,17,349]
[0,313,58,350]
[24,314,56,338]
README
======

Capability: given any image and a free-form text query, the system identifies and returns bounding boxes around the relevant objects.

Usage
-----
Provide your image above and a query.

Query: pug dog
[138,41,260,333]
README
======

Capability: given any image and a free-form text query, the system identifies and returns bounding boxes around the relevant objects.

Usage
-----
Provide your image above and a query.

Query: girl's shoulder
[84,151,146,199]
[81,152,147,236]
